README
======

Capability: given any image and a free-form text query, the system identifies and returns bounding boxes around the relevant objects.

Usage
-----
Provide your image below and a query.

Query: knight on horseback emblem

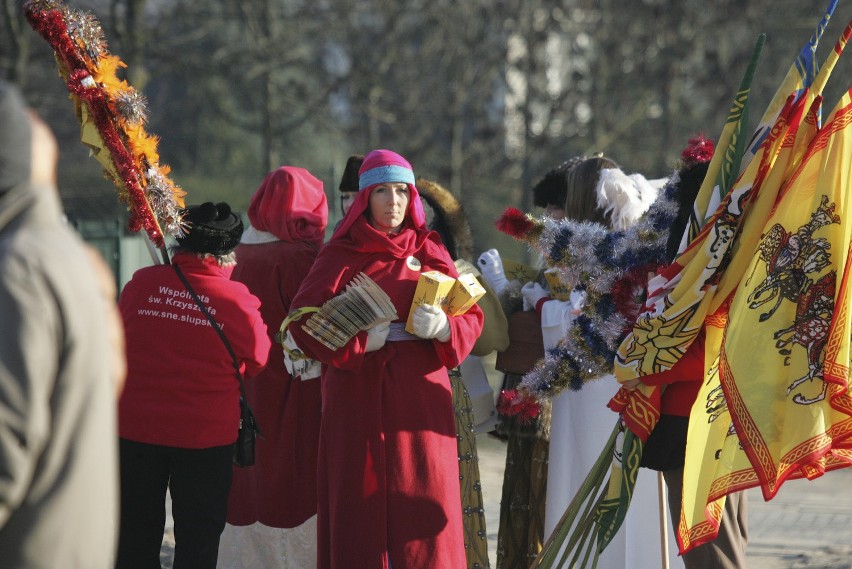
[747,195,840,404]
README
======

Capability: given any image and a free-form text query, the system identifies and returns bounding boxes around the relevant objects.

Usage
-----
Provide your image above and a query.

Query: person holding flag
[613,2,848,557]
[616,143,749,568]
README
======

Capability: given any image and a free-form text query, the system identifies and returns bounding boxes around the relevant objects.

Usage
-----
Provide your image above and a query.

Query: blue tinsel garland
[518,175,682,399]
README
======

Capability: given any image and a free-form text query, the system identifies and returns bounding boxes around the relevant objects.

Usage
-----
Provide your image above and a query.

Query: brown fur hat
[415,177,474,262]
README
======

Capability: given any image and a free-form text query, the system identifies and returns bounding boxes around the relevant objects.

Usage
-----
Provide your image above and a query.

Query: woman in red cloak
[218,166,328,568]
[288,149,484,569]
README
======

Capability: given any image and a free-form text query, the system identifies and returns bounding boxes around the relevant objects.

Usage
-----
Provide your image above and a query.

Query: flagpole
[658,471,670,569]
[142,234,171,266]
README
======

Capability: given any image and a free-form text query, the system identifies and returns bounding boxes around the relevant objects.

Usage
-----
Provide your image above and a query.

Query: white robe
[540,296,684,568]
[217,517,317,569]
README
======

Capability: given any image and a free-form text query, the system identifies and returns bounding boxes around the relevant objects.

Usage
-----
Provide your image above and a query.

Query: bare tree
[109,0,148,88]
[14,0,847,235]
[1,0,31,83]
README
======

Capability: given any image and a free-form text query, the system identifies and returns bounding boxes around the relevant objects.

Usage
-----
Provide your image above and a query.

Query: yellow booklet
[501,257,541,284]
[447,273,486,316]
[544,268,572,301]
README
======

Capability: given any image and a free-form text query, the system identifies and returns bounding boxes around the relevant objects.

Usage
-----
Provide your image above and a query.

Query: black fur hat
[338,154,364,193]
[176,202,243,255]
[531,156,585,208]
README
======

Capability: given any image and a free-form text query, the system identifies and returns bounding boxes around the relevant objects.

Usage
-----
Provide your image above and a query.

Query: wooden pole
[142,234,170,266]
[658,471,670,569]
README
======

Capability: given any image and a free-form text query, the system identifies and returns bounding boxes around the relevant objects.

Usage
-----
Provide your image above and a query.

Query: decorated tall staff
[24,0,185,264]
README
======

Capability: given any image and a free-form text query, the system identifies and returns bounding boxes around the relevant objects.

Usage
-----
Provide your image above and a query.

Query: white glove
[477,249,508,295]
[282,330,321,380]
[411,304,451,342]
[521,282,548,311]
[365,321,390,352]
[569,288,587,316]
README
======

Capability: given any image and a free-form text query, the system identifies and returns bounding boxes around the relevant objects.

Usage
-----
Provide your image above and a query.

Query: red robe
[289,215,484,569]
[226,239,322,528]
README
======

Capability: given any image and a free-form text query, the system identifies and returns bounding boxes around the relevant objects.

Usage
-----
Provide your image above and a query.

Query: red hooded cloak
[289,150,483,569]
[227,166,328,528]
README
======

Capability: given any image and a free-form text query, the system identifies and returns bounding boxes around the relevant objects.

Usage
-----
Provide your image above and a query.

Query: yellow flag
[614,77,793,383]
[666,89,811,551]
[615,8,846,386]
[726,87,852,491]
[681,84,852,552]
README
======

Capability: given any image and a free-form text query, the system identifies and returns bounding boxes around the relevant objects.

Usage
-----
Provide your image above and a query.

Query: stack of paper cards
[303,272,398,350]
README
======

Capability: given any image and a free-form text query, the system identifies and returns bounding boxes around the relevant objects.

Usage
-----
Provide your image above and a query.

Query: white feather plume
[595,168,666,230]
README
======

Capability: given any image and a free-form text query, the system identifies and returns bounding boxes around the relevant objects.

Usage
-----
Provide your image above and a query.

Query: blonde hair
[563,154,619,224]
[169,247,237,267]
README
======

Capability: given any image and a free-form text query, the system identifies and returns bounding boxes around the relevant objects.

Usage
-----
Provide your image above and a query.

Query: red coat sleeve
[237,305,272,380]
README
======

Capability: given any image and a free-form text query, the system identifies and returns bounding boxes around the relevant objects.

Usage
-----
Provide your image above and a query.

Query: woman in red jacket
[116,202,270,569]
[288,149,484,569]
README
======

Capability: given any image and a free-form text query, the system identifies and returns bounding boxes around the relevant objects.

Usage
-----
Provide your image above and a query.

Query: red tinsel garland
[66,71,161,241]
[25,2,164,245]
[496,388,541,424]
[496,207,537,239]
[681,134,715,167]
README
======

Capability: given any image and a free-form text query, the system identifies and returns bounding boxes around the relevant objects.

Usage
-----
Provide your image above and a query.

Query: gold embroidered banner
[681,35,852,549]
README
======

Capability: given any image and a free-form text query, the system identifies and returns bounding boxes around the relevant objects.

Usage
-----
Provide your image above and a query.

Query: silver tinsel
[115,89,149,126]
[513,175,686,400]
[64,8,107,62]
[27,0,62,12]
[144,166,183,239]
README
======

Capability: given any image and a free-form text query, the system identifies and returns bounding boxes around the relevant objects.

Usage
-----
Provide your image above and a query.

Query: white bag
[458,356,498,432]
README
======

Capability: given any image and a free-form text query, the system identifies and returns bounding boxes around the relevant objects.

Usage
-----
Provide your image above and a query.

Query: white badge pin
[406,256,422,271]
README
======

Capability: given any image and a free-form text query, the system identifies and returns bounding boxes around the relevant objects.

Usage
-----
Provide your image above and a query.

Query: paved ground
[744,467,852,569]
[477,432,852,569]
[159,353,852,568]
[160,433,852,569]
